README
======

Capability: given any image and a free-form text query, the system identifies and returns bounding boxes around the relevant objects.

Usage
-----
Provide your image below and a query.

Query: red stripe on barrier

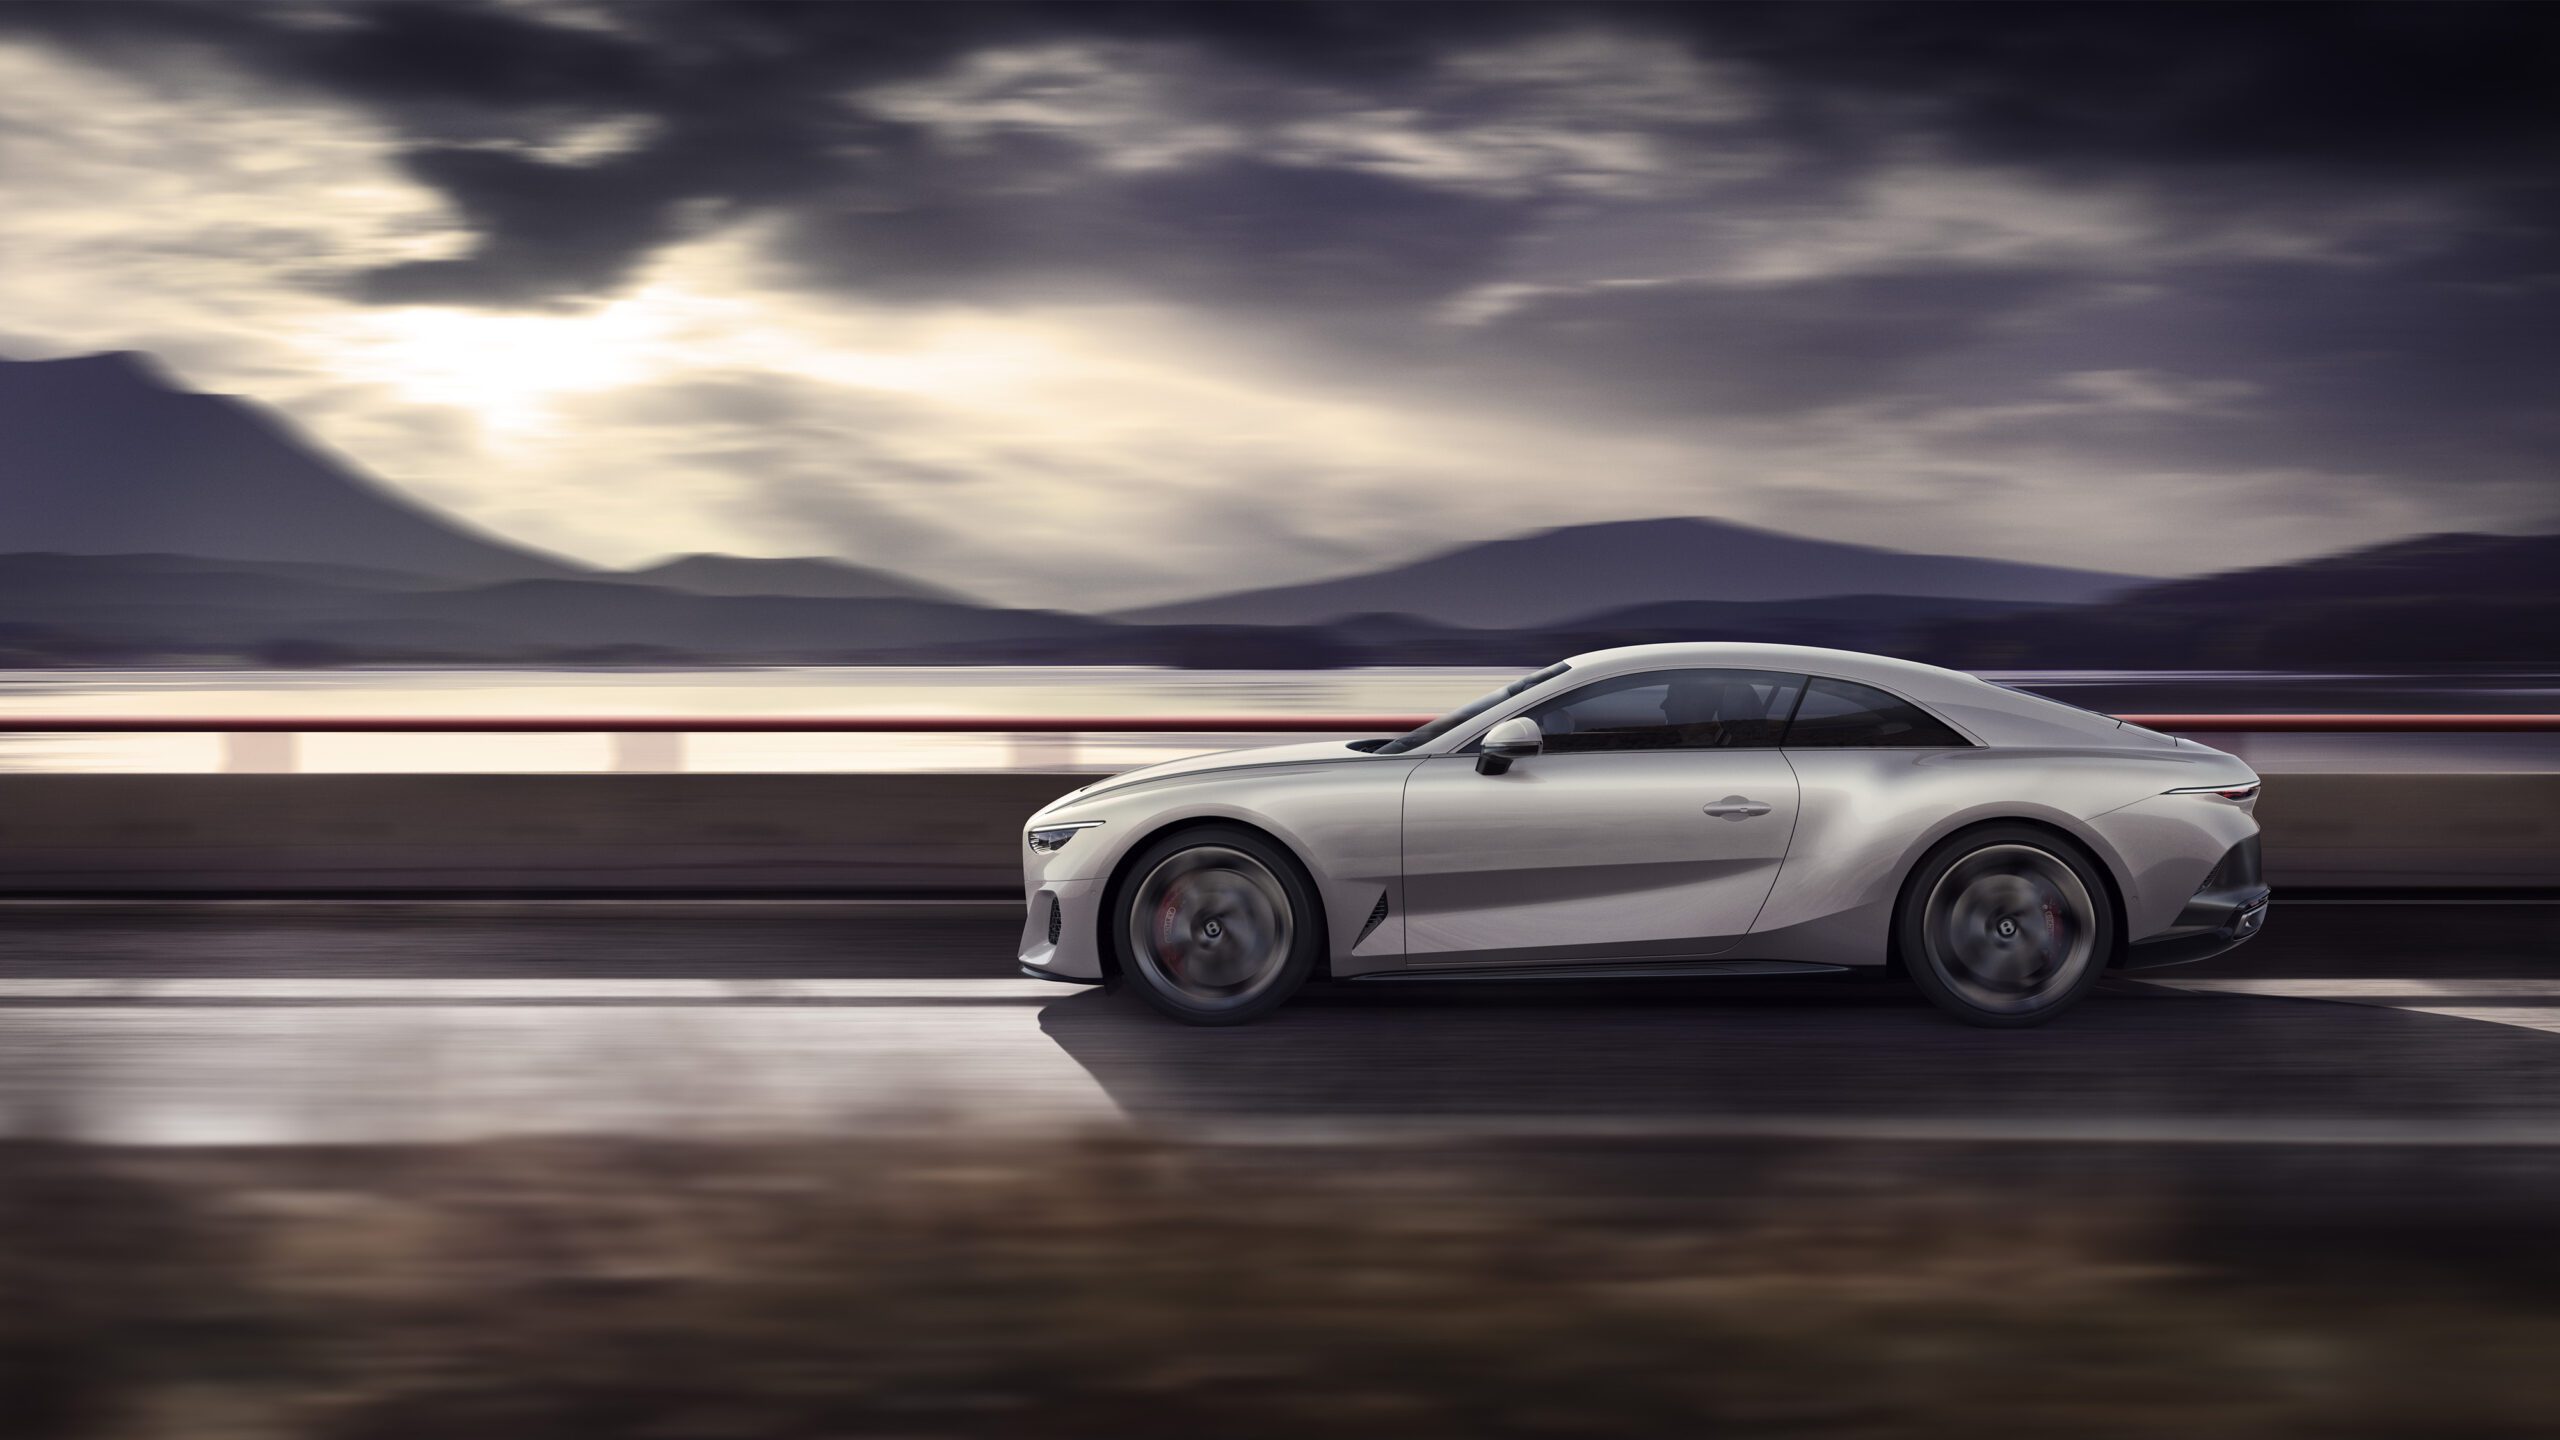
[2119,714,2560,733]
[0,713,2554,734]
[0,715,1435,734]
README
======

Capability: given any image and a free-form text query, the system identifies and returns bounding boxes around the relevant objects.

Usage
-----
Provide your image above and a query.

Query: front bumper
[1017,874,1108,980]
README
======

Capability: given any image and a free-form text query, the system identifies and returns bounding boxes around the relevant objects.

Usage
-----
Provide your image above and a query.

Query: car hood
[1045,738,1382,811]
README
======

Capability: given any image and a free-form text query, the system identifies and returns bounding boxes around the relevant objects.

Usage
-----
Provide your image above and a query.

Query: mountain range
[0,552,1105,666]
[623,553,972,606]
[1925,531,2560,669]
[0,350,2548,667]
[0,352,577,582]
[1120,517,2133,628]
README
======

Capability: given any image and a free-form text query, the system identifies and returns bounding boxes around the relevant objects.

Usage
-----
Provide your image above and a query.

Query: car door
[1399,668,1805,967]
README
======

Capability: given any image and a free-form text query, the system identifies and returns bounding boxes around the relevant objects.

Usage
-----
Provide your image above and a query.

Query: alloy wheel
[1127,845,1297,1012]
[1919,842,2100,1017]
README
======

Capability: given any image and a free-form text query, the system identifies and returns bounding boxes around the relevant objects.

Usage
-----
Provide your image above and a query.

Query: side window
[1783,677,1968,748]
[1507,669,1805,754]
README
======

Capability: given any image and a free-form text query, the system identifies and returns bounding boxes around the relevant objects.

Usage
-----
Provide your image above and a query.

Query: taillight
[2167,781,2260,802]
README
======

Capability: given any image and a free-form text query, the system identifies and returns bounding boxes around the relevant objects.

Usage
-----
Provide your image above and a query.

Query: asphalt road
[0,899,2554,1147]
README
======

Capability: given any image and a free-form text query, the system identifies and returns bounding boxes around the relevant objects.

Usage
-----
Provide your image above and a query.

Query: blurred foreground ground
[0,901,2554,1145]
[9,1131,2560,1439]
[3,900,2558,1437]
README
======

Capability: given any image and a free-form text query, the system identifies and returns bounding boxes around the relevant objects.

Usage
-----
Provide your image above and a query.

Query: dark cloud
[2,0,2553,581]
[1874,258,2560,492]
[355,145,685,304]
[776,153,1530,308]
[9,1,2552,313]
[1663,2,2560,177]
[1466,269,2082,418]
[4,1,1574,307]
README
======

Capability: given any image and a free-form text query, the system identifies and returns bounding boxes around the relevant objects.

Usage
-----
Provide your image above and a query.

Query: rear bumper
[2124,887,2270,970]
[2122,834,2269,970]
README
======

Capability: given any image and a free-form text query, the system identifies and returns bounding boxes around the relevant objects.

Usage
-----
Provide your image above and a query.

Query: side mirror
[1476,715,1543,775]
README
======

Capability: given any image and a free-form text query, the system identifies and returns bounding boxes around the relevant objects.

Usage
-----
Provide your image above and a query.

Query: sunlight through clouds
[321,302,680,434]
[1,4,2552,603]
[287,222,1715,599]
[0,41,463,370]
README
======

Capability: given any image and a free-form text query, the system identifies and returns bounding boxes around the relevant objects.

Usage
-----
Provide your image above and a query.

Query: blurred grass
[4,1136,2559,1439]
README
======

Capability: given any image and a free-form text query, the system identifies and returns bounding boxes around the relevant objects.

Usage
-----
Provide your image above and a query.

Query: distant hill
[1162,595,2049,667]
[0,352,581,582]
[624,553,973,606]
[0,551,458,604]
[1118,517,2140,628]
[1553,594,2046,636]
[7,539,2552,669]
[1536,595,2044,661]
[1927,532,2560,668]
[0,553,1107,665]
[6,349,2541,670]
[331,579,1099,657]
[2062,532,2560,610]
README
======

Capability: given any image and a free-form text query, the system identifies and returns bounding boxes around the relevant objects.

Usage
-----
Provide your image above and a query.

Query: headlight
[1027,821,1104,853]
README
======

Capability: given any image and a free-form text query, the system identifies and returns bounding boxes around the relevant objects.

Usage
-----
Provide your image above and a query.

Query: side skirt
[1348,959,1848,983]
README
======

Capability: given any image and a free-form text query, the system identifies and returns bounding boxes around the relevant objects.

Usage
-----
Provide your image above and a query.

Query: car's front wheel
[1898,826,2114,1027]
[1113,826,1321,1025]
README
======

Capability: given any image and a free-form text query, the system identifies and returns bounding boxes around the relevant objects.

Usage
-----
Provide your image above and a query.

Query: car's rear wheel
[1899,826,2113,1027]
[1114,826,1320,1025]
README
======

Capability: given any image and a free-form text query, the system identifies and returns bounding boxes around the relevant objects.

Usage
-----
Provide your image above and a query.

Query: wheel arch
[1884,815,2130,973]
[1093,814,1336,982]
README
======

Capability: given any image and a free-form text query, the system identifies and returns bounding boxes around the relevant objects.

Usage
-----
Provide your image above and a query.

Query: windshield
[1377,662,1570,754]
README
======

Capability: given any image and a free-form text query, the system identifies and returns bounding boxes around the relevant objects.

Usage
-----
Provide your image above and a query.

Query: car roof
[1517,642,2161,751]
[1556,642,1973,693]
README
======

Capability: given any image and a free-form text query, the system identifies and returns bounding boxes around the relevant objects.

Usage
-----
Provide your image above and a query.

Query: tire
[1111,826,1322,1025]
[1898,825,2115,1027]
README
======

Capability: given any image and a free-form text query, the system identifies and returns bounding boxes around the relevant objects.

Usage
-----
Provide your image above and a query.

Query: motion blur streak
[7,898,2560,1437]
[0,0,2554,1431]
[1,899,2555,1147]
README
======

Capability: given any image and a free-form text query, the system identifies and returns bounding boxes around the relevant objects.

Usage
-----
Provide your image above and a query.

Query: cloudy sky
[1,2,2553,607]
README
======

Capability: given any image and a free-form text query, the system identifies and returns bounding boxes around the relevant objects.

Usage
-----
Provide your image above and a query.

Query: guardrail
[0,715,2552,893]
[0,716,1443,772]
[0,716,1442,733]
[7,713,2558,732]
[1,712,2556,773]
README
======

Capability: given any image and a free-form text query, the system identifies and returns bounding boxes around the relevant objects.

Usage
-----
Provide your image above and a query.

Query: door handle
[1703,796,1772,820]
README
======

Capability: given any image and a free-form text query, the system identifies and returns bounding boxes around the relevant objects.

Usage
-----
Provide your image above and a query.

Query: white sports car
[1017,643,2269,1026]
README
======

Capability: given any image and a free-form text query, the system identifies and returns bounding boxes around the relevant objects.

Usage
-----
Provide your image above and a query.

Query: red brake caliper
[1156,883,1189,976]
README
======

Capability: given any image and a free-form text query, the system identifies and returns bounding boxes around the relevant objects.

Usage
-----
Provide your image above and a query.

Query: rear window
[1784,677,1969,748]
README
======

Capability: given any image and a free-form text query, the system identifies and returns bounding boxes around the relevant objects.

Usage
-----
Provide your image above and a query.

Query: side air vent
[1046,896,1063,945]
[2201,835,2264,893]
[1354,891,1390,947]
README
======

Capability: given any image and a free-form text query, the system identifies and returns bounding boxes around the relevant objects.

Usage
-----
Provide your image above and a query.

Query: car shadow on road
[1036,975,2560,1137]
